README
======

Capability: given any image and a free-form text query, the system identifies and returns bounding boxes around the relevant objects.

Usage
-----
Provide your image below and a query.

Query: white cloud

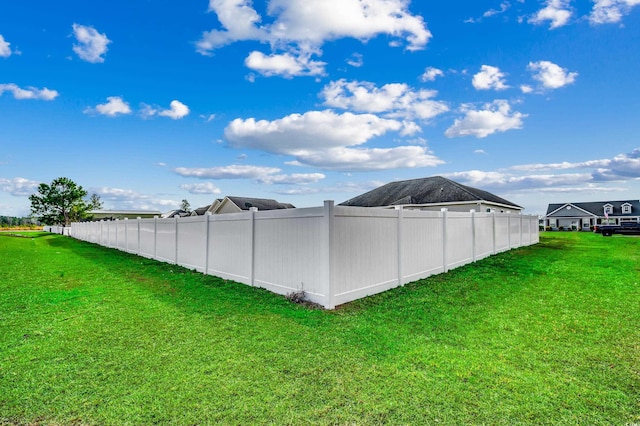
[520,84,533,94]
[446,170,593,191]
[244,50,326,77]
[0,35,13,57]
[174,164,281,179]
[224,109,442,171]
[509,148,640,181]
[528,60,578,89]
[321,79,448,121]
[590,0,640,24]
[72,24,111,63]
[287,146,444,171]
[256,173,326,184]
[197,0,431,77]
[196,0,269,54]
[93,186,180,211]
[0,83,58,100]
[85,96,132,117]
[0,177,40,196]
[484,2,511,18]
[158,100,190,120]
[226,110,403,153]
[180,182,222,194]
[346,53,363,67]
[472,65,510,91]
[141,100,190,119]
[528,0,572,29]
[445,100,526,138]
[271,179,383,196]
[420,67,444,82]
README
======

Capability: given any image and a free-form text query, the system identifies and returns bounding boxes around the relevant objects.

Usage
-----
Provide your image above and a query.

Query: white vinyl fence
[63,201,539,309]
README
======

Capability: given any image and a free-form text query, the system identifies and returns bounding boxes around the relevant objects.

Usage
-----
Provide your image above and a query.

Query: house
[339,176,522,213]
[87,209,162,220]
[161,209,190,218]
[544,200,640,231]
[191,196,295,215]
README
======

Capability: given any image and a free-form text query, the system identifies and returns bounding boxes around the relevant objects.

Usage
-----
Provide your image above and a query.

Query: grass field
[1,231,638,425]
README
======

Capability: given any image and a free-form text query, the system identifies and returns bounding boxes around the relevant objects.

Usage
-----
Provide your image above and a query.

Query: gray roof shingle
[339,176,521,209]
[227,196,295,211]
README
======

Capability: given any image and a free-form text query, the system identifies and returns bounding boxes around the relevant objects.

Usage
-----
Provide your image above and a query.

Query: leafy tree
[87,193,103,210]
[29,177,88,226]
[181,199,191,213]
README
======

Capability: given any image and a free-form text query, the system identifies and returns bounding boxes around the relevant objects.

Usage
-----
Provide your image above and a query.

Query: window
[603,204,613,216]
[622,203,632,214]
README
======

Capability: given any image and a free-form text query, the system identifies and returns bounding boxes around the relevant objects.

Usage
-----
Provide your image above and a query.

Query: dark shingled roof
[546,200,640,216]
[339,176,521,209]
[192,205,211,215]
[227,196,295,211]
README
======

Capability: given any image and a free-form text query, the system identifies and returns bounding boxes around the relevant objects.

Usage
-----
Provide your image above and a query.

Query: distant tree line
[0,216,40,228]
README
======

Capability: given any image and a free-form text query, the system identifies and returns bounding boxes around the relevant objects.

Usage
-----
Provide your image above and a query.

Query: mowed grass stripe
[0,231,638,424]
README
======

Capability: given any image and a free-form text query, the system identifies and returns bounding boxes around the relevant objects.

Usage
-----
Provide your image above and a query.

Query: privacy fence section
[67,202,539,309]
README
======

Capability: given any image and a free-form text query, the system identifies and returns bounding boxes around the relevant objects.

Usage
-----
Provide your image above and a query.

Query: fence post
[174,215,179,265]
[471,209,476,262]
[124,218,128,252]
[249,207,257,286]
[395,206,404,286]
[323,201,335,309]
[520,214,524,246]
[204,212,211,275]
[137,217,141,255]
[492,211,497,254]
[441,208,448,273]
[115,219,119,249]
[507,214,511,250]
[153,216,158,260]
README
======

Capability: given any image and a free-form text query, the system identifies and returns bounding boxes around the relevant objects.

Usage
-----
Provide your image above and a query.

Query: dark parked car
[599,222,640,236]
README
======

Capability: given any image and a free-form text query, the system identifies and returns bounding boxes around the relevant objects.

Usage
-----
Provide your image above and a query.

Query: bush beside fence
[58,201,539,309]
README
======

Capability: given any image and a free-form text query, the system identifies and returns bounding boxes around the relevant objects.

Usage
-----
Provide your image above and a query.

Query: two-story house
[544,200,640,231]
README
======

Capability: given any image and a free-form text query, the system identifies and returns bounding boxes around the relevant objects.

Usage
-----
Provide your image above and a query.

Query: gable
[546,203,596,218]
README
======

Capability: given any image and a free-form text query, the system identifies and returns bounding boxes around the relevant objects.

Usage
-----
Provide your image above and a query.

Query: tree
[29,177,88,226]
[87,193,103,210]
[181,199,191,213]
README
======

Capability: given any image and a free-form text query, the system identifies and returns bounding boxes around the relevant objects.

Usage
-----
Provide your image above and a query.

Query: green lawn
[1,231,638,425]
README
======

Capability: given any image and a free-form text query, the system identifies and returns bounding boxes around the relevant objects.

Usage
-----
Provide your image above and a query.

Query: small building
[339,176,522,213]
[87,210,162,221]
[544,200,640,231]
[191,196,295,215]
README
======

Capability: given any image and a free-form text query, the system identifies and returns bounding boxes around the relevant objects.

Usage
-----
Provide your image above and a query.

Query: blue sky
[1,0,639,217]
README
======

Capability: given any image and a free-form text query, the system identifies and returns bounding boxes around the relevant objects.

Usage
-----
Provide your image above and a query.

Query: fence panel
[125,220,139,253]
[332,208,399,304]
[253,208,326,299]
[446,212,474,270]
[107,222,117,248]
[155,219,177,263]
[177,216,207,272]
[116,221,127,251]
[495,215,510,252]
[510,215,522,248]
[402,210,446,283]
[474,213,494,260]
[138,219,156,259]
[207,213,252,285]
